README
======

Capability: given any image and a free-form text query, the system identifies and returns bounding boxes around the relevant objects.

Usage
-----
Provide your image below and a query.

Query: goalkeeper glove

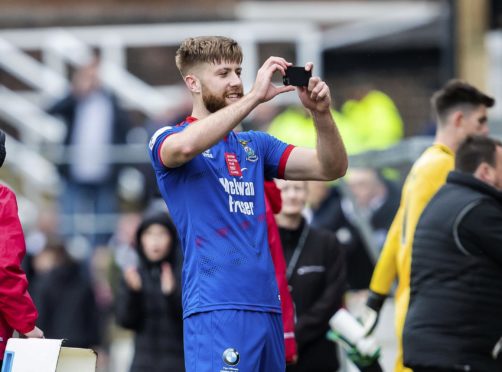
[327,308,381,367]
[327,329,380,367]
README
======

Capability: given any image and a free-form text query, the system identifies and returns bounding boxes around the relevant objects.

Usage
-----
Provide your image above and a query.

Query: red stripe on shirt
[159,117,198,165]
[278,145,295,179]
[185,116,198,124]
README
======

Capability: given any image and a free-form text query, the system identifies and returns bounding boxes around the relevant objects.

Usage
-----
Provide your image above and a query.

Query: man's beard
[201,85,243,113]
[202,91,228,113]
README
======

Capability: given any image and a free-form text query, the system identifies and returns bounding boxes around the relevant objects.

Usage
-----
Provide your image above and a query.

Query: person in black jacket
[31,237,100,348]
[47,57,131,246]
[115,212,185,372]
[275,179,346,372]
[403,136,502,372]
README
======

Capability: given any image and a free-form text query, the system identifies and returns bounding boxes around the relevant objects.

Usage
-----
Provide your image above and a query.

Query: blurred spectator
[30,237,100,348]
[47,57,131,247]
[403,136,502,372]
[23,203,60,284]
[0,129,44,370]
[90,246,118,371]
[267,86,403,155]
[311,168,400,290]
[108,212,142,272]
[275,179,346,372]
[115,212,184,372]
[102,212,143,364]
[340,86,403,154]
[25,204,60,258]
[139,89,193,205]
[267,106,350,149]
[345,168,400,248]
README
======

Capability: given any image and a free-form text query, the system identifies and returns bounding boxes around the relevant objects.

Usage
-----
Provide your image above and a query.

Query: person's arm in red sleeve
[264,180,298,364]
[0,186,40,335]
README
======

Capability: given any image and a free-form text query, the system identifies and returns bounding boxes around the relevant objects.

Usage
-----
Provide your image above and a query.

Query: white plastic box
[2,339,96,372]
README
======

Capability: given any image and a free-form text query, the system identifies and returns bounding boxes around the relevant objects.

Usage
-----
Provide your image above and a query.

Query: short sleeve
[244,131,294,179]
[148,125,184,170]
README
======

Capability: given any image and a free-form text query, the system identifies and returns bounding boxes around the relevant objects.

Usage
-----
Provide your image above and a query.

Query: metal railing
[0,86,66,146]
[0,21,323,117]
[2,133,60,197]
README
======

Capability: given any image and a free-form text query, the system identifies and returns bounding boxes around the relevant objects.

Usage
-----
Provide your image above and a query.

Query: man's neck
[276,214,303,230]
[190,97,211,119]
[191,108,210,119]
[434,128,457,152]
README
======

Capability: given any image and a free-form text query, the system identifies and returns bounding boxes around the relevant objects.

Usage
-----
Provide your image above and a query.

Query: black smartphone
[283,66,312,87]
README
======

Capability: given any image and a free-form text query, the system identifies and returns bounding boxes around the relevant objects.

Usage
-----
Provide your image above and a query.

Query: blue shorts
[184,309,285,372]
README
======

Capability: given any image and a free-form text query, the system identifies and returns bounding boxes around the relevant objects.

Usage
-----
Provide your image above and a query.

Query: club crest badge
[238,140,258,162]
[239,140,258,162]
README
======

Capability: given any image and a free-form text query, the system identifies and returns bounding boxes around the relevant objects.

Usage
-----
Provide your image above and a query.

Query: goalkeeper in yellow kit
[361,80,495,372]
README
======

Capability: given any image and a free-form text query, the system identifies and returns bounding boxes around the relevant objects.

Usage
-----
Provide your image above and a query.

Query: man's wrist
[243,89,263,109]
[366,291,386,313]
[311,108,333,121]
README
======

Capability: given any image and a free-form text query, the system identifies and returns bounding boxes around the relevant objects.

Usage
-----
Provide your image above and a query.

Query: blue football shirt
[149,117,294,318]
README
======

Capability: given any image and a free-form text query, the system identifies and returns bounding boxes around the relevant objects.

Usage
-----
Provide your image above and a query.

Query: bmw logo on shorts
[222,348,240,366]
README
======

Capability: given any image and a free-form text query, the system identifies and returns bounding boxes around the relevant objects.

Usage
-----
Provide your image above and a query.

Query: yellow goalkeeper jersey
[369,143,454,372]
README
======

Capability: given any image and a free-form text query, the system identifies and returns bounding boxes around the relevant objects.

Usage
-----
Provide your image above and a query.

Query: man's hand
[124,267,142,291]
[160,263,176,295]
[251,57,295,103]
[23,326,44,338]
[297,63,331,114]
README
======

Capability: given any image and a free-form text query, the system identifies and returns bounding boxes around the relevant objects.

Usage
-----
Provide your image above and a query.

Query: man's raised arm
[284,65,348,181]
